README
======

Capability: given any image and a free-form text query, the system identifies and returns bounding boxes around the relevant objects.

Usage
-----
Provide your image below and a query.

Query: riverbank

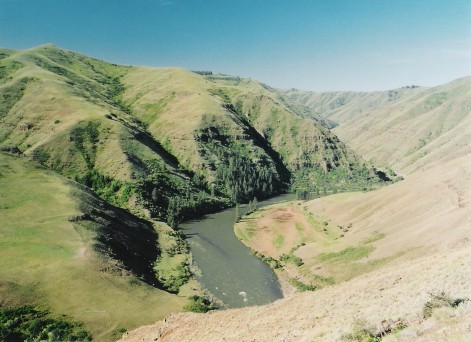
[179,194,296,308]
[233,194,407,292]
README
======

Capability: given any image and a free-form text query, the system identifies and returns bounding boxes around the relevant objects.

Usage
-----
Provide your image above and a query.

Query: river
[180,194,295,308]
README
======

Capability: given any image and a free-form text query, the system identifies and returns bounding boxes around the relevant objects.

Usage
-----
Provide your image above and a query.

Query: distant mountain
[0,45,385,223]
[282,77,471,174]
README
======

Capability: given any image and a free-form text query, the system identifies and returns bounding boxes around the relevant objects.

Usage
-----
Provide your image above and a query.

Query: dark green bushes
[157,262,191,294]
[195,120,284,203]
[75,169,134,207]
[0,306,91,341]
[280,253,304,266]
[70,121,100,168]
[0,77,30,120]
[183,295,214,313]
[136,161,229,227]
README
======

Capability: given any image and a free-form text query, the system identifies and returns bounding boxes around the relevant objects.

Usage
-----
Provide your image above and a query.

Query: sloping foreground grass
[0,153,185,341]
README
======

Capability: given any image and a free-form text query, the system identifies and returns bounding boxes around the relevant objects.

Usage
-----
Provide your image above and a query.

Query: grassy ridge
[283,78,471,174]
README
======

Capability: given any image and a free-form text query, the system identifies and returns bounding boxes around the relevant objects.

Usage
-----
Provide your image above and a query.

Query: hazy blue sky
[1,0,470,91]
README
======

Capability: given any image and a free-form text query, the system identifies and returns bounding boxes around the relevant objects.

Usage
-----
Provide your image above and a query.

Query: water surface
[181,194,295,308]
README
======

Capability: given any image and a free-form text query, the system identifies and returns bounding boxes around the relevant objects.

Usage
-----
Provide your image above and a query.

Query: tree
[234,203,240,223]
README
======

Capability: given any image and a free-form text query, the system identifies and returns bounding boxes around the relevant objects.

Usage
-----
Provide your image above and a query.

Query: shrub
[0,306,91,341]
[422,292,465,318]
[288,278,316,292]
[344,319,379,342]
[156,262,190,293]
[184,295,213,313]
[279,253,303,267]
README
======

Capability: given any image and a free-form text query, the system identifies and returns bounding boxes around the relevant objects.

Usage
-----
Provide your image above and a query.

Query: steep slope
[283,77,471,174]
[0,153,187,341]
[0,45,386,226]
[0,45,229,224]
[124,71,385,197]
[120,138,471,342]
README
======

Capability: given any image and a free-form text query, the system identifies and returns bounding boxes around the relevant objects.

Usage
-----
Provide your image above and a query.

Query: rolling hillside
[122,77,471,341]
[0,45,230,225]
[0,153,188,341]
[0,45,386,221]
[283,77,471,174]
[0,45,391,340]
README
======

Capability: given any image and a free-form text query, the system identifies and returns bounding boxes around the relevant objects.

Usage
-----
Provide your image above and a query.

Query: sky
[1,0,470,91]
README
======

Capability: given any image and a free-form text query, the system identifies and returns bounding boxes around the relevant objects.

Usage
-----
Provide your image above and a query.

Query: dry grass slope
[283,77,471,174]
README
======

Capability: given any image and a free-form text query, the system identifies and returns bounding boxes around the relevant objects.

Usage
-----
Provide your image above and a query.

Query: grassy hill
[0,44,386,220]
[121,81,471,342]
[0,45,408,340]
[0,45,231,226]
[124,69,387,197]
[282,77,471,174]
[0,152,191,340]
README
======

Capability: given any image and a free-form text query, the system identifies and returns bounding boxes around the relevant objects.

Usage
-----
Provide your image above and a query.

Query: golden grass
[285,77,471,174]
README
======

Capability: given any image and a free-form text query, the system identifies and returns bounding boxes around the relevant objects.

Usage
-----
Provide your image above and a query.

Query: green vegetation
[422,292,465,319]
[0,153,186,341]
[318,246,374,263]
[70,121,100,168]
[280,253,304,267]
[288,278,317,292]
[0,306,91,342]
[0,59,23,82]
[252,252,282,269]
[136,161,229,227]
[195,114,287,203]
[292,165,382,195]
[75,169,134,207]
[344,319,380,342]
[311,274,335,285]
[344,318,407,342]
[0,77,30,120]
[154,229,191,293]
[183,295,214,313]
